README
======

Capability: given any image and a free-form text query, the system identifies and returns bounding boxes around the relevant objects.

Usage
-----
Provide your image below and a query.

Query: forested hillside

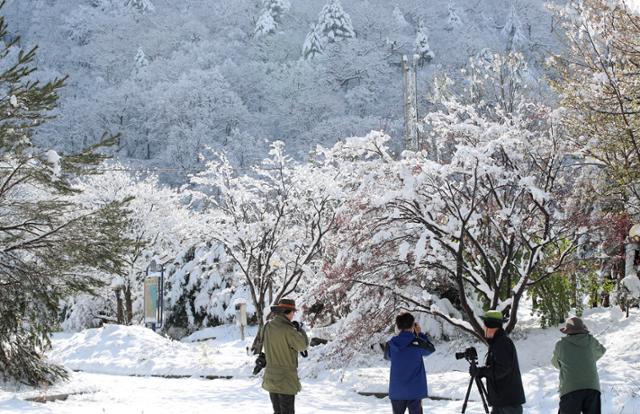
[6,0,559,182]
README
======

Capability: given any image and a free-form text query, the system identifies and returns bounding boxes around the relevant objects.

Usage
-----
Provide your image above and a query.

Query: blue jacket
[384,332,435,400]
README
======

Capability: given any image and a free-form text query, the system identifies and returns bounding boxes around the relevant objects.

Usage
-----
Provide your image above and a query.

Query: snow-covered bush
[164,244,253,334]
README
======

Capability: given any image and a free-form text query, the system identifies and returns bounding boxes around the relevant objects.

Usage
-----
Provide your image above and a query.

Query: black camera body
[455,346,478,362]
[253,352,267,375]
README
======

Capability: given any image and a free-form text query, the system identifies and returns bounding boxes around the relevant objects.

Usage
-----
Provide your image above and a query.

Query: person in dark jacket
[552,316,606,414]
[262,298,309,414]
[384,312,436,414]
[471,310,526,414]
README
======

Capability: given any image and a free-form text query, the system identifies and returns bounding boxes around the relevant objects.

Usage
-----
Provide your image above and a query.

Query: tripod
[461,358,489,413]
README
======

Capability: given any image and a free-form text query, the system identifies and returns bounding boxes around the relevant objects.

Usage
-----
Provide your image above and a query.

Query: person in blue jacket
[384,312,436,414]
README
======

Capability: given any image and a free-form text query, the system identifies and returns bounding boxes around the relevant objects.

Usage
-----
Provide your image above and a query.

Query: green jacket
[262,314,309,395]
[551,333,606,397]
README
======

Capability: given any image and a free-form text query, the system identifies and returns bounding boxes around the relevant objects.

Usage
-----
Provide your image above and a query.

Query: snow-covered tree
[548,0,640,309]
[133,47,149,74]
[465,51,528,120]
[319,104,579,342]
[125,0,155,13]
[302,25,323,59]
[263,0,290,22]
[0,8,130,385]
[255,11,277,37]
[446,0,462,31]
[549,0,640,217]
[501,1,527,51]
[190,142,342,353]
[163,243,252,335]
[393,6,409,28]
[254,0,290,37]
[315,0,355,43]
[414,21,435,66]
[67,168,193,328]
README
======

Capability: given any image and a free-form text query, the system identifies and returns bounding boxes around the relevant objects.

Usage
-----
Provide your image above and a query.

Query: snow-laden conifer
[254,0,290,37]
[315,0,355,43]
[125,0,155,13]
[134,47,149,69]
[255,11,277,37]
[263,0,290,22]
[0,5,130,385]
[302,25,324,59]
[414,21,435,66]
[446,0,462,30]
[501,1,527,50]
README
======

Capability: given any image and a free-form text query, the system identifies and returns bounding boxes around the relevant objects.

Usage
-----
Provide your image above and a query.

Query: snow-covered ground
[1,307,639,413]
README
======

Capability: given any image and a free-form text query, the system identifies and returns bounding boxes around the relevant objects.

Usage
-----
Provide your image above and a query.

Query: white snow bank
[49,324,255,377]
[622,275,640,298]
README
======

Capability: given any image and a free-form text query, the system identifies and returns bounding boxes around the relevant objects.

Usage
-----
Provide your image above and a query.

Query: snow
[45,150,61,176]
[622,275,640,298]
[9,95,17,108]
[47,324,255,378]
[2,307,639,413]
[628,1,640,14]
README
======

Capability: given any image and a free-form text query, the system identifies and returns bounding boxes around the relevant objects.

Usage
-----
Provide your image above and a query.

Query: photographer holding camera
[261,298,309,414]
[470,310,526,414]
[384,312,436,414]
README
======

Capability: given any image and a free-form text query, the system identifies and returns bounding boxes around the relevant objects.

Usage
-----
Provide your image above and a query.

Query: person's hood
[563,333,590,347]
[389,331,416,349]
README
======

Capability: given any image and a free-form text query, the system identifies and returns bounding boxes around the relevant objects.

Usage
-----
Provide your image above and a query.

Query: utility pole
[402,55,419,151]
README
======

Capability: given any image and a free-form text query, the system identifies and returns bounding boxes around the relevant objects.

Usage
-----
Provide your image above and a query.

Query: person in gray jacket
[552,317,606,414]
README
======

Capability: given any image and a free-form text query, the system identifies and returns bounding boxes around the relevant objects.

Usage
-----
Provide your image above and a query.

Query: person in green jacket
[262,298,309,414]
[552,316,606,414]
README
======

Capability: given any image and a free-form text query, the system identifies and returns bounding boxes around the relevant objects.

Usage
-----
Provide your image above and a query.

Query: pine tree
[393,6,409,28]
[263,0,290,23]
[125,0,155,13]
[255,10,277,37]
[254,0,290,37]
[0,5,130,385]
[501,1,527,51]
[315,0,355,43]
[302,25,324,60]
[134,47,149,69]
[446,0,462,31]
[414,21,435,66]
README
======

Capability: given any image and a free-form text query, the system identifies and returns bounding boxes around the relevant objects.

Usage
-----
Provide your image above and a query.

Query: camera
[253,352,267,375]
[455,347,478,361]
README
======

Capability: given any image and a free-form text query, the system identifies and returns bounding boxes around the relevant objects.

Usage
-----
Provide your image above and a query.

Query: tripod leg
[474,376,490,414]
[461,375,475,413]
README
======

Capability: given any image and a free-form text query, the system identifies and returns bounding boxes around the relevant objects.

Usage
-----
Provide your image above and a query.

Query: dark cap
[480,310,507,328]
[270,298,297,312]
[560,317,589,335]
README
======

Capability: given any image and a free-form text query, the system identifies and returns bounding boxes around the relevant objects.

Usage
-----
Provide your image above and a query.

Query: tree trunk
[570,273,577,308]
[124,284,133,325]
[250,307,265,355]
[115,288,124,324]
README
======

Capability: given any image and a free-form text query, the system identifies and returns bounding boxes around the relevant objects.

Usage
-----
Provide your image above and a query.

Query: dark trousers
[269,393,295,414]
[391,399,423,414]
[559,389,601,414]
[491,405,523,414]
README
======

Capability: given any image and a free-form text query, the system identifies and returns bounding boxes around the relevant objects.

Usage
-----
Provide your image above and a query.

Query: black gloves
[469,364,487,378]
[291,321,304,332]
